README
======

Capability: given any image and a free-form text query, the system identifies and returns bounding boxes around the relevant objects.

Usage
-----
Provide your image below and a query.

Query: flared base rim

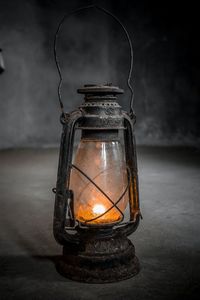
[55,235,140,283]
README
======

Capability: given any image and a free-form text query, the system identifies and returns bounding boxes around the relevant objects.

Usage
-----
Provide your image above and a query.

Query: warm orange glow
[93,204,106,215]
[69,140,128,225]
[74,193,124,224]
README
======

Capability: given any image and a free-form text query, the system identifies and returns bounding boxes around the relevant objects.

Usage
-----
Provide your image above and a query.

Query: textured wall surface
[0,0,199,148]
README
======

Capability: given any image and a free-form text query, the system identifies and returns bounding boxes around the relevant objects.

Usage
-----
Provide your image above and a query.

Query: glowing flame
[92,204,106,215]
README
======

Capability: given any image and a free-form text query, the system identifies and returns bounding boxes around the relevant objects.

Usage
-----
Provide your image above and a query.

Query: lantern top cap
[77,84,124,95]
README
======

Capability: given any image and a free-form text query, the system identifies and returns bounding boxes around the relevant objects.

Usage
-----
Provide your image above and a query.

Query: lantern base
[56,234,140,283]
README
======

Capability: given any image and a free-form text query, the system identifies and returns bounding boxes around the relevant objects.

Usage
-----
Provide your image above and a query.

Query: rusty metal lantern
[53,5,142,283]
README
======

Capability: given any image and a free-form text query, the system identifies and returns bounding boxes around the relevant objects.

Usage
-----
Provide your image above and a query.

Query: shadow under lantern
[53,5,142,283]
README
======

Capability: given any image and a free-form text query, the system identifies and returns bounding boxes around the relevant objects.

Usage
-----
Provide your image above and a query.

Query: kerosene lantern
[53,5,142,283]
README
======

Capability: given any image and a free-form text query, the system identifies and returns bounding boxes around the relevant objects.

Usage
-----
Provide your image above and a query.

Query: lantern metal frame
[52,5,142,283]
[53,85,141,282]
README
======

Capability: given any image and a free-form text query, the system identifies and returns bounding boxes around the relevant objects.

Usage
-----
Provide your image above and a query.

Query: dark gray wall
[0,0,199,148]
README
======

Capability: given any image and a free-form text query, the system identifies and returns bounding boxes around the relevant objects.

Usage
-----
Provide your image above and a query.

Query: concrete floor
[0,147,200,300]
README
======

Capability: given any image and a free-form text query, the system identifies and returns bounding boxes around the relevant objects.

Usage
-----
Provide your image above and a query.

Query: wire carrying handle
[54,4,135,117]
